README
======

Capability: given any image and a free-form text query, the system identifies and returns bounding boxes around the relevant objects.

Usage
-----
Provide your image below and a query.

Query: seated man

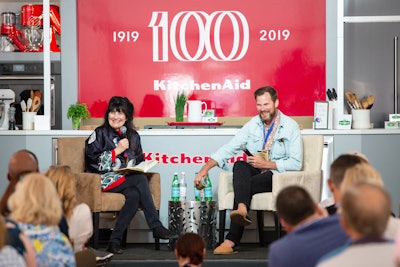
[195,86,302,254]
[317,183,395,267]
[268,185,349,267]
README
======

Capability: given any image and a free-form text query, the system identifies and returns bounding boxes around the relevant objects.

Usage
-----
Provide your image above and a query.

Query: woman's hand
[115,138,129,155]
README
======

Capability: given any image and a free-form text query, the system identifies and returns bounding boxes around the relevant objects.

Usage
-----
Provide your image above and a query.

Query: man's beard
[260,109,276,125]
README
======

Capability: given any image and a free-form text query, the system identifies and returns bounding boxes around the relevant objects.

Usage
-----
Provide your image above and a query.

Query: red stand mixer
[1,12,27,52]
[20,4,61,52]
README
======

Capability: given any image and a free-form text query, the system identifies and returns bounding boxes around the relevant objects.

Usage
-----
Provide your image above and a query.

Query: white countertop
[0,128,399,136]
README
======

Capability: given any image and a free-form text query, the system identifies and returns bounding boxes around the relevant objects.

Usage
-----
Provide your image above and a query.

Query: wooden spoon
[345,92,355,109]
[367,95,375,109]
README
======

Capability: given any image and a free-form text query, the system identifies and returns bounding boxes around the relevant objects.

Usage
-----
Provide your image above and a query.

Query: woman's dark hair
[103,96,135,132]
[175,233,206,265]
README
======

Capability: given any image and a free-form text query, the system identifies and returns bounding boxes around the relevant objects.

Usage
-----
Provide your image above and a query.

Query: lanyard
[263,122,274,148]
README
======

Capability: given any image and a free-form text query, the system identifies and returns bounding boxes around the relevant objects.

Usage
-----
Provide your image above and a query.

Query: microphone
[120,126,129,165]
[120,126,127,138]
[240,144,253,156]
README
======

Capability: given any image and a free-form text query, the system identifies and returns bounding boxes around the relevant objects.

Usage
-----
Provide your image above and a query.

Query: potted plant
[67,102,90,130]
[174,92,187,122]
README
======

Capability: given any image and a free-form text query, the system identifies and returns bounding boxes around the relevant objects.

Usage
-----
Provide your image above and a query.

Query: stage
[103,243,269,267]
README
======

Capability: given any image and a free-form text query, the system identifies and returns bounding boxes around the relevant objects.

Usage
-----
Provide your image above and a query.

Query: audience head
[276,185,318,232]
[45,165,77,218]
[340,162,383,194]
[328,153,368,202]
[8,173,62,226]
[7,149,39,181]
[1,149,39,216]
[174,233,206,267]
[341,182,391,240]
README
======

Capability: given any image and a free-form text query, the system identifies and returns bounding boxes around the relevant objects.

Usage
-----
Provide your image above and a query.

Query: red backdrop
[77,0,326,118]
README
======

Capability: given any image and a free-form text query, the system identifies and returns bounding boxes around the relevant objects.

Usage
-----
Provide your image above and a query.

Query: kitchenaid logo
[153,79,250,91]
[143,152,248,164]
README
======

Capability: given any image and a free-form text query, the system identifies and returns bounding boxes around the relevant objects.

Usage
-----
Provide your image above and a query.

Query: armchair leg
[92,212,100,249]
[256,211,265,247]
[218,210,226,244]
[273,211,281,240]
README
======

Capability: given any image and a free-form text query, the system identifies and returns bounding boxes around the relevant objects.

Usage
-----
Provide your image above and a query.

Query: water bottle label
[204,188,212,200]
[171,188,180,200]
[179,187,187,201]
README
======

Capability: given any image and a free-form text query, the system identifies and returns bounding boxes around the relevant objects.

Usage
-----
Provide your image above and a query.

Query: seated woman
[45,165,93,253]
[8,173,75,266]
[85,96,177,254]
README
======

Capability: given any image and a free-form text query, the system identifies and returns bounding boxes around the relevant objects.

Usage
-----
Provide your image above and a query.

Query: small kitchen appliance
[20,4,61,52]
[0,89,15,130]
[1,12,26,52]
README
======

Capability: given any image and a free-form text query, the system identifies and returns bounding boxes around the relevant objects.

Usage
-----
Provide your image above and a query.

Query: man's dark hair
[254,86,278,102]
[329,154,368,187]
[276,185,315,225]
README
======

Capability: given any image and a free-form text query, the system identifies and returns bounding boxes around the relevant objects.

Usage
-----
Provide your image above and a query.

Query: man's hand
[248,154,267,169]
[248,155,277,170]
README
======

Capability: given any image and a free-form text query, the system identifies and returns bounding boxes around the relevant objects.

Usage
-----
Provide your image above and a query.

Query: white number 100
[148,11,249,62]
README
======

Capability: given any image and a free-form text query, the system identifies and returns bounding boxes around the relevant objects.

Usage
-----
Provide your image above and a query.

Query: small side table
[168,200,217,249]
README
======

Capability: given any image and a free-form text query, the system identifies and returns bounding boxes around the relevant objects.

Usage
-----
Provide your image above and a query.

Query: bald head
[7,150,39,181]
[341,182,391,239]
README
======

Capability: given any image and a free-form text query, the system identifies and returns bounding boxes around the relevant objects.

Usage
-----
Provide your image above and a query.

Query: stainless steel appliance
[0,62,61,129]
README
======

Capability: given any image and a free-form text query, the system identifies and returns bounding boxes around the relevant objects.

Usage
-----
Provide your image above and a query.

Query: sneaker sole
[230,213,252,227]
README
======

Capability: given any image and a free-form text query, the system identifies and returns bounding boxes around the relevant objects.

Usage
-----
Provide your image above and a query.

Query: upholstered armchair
[217,134,324,246]
[54,137,161,249]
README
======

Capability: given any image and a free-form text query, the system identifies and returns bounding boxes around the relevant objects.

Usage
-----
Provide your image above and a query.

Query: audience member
[339,162,400,240]
[268,185,349,267]
[0,149,39,216]
[5,219,37,267]
[0,150,39,267]
[45,165,93,253]
[317,183,395,267]
[0,149,69,238]
[175,233,206,267]
[395,230,400,267]
[195,86,303,254]
[0,215,26,267]
[8,173,75,266]
[323,153,368,215]
[85,96,176,254]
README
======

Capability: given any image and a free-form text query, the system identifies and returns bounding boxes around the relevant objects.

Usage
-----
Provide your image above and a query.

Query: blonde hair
[340,162,383,194]
[8,173,62,226]
[45,165,76,218]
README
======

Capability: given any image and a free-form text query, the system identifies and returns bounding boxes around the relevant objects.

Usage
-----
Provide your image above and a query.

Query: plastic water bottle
[194,172,204,201]
[171,172,180,201]
[204,175,212,201]
[179,172,187,201]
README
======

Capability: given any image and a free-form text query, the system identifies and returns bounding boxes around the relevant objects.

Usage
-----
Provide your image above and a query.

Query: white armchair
[217,135,324,246]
